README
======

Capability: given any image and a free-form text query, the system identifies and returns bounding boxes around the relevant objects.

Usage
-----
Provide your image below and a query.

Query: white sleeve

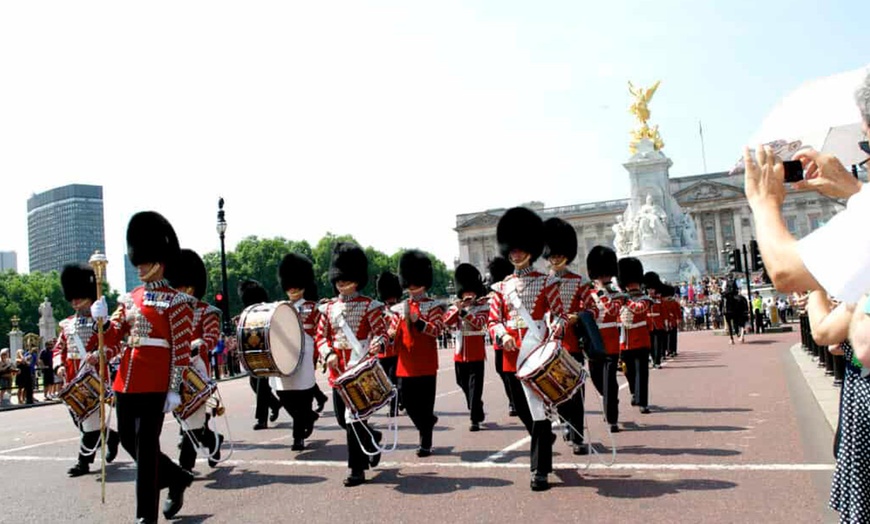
[797,184,870,303]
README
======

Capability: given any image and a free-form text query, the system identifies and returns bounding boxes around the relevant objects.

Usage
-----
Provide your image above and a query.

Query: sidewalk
[790,342,840,431]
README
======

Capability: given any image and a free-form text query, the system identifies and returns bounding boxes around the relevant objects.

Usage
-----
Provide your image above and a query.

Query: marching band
[53,205,679,521]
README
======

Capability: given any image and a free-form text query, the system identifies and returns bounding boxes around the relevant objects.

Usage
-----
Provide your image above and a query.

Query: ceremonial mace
[89,251,108,504]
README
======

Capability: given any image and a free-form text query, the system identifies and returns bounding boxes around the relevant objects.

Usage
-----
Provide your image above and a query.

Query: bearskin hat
[496,207,544,262]
[617,257,645,289]
[376,271,402,302]
[486,256,514,285]
[542,217,578,264]
[304,282,319,302]
[586,245,618,280]
[328,242,368,289]
[454,263,485,298]
[60,264,97,302]
[643,271,662,292]
[278,252,315,292]
[238,279,269,307]
[399,250,433,289]
[126,211,181,270]
[166,249,208,299]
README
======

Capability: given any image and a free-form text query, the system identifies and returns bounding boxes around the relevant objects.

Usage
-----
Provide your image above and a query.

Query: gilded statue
[628,80,664,153]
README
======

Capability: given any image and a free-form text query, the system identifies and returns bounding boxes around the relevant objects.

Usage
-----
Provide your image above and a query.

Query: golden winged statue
[628,80,664,153]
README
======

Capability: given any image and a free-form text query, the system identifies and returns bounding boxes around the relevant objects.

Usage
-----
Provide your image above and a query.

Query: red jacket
[664,298,680,330]
[53,314,116,382]
[378,305,400,359]
[620,290,653,351]
[443,297,489,363]
[394,295,445,377]
[583,284,627,356]
[314,293,386,386]
[647,296,667,332]
[103,281,195,394]
[192,301,221,375]
[554,270,592,355]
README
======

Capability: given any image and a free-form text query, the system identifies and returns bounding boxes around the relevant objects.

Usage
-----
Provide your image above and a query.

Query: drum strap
[332,306,365,364]
[67,324,88,361]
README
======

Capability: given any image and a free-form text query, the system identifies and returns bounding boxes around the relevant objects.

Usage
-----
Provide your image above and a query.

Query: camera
[783,160,804,183]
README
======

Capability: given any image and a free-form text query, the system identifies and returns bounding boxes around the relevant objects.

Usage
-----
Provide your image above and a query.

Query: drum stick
[89,251,108,504]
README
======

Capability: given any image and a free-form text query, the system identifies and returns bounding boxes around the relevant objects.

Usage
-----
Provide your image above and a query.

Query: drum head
[517,341,557,376]
[268,302,304,375]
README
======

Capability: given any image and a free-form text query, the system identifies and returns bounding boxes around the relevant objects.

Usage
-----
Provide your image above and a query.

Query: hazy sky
[1,1,868,290]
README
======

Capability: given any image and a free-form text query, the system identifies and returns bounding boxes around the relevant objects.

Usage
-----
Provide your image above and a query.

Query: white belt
[460,330,486,337]
[597,322,620,329]
[648,313,660,317]
[505,319,545,330]
[127,336,170,348]
[625,321,647,329]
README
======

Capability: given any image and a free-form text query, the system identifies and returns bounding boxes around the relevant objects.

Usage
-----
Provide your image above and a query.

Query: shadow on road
[554,470,738,498]
[201,465,326,489]
[172,514,213,523]
[655,406,752,414]
[621,422,748,433]
[665,365,727,369]
[458,449,526,463]
[616,445,741,457]
[372,467,513,494]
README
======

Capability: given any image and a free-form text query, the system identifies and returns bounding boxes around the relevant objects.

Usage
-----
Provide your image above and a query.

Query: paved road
[1,330,837,523]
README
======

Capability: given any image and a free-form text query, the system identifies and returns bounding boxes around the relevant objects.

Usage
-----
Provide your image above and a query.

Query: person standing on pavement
[0,348,14,406]
[15,349,33,405]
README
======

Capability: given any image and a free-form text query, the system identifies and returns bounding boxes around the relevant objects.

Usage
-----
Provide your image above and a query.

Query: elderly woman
[0,348,15,406]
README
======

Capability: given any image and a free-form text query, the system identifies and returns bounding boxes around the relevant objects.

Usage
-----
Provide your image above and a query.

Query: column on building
[713,211,724,269]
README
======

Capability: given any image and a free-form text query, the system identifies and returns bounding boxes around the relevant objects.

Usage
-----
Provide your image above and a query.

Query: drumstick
[89,251,108,504]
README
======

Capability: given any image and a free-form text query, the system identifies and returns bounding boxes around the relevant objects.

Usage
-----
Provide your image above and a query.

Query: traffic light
[750,240,764,272]
[727,249,742,273]
[215,293,225,309]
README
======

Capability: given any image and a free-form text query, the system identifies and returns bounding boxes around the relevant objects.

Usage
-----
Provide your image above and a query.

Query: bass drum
[236,301,303,377]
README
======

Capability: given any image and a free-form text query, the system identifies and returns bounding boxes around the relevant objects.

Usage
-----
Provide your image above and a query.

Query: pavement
[0,329,839,523]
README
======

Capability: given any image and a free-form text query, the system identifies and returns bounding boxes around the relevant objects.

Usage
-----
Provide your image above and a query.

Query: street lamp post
[217,198,232,374]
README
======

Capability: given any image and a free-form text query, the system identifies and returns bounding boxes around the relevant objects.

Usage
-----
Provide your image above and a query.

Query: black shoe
[162,470,194,519]
[610,424,620,433]
[343,470,366,487]
[416,447,432,458]
[270,406,280,423]
[208,434,224,468]
[630,397,638,406]
[67,462,89,477]
[573,443,589,456]
[106,435,119,464]
[562,426,572,442]
[508,406,518,417]
[639,406,650,414]
[530,473,550,492]
[136,518,157,524]
[469,422,480,432]
[315,396,326,414]
[253,422,267,430]
[291,439,305,451]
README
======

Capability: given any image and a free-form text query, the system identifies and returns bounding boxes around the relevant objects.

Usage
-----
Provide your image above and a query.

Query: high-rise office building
[27,184,105,274]
[124,254,141,292]
[0,251,17,272]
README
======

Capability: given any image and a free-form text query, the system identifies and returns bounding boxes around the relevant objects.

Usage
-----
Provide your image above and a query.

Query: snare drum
[334,358,396,419]
[175,365,217,421]
[516,340,585,406]
[59,368,112,426]
[237,301,304,377]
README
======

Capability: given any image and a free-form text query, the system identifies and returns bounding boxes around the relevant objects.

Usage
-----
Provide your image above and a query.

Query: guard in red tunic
[543,217,591,455]
[54,264,120,477]
[92,211,196,522]
[315,243,387,487]
[486,256,516,417]
[663,285,680,357]
[583,246,626,433]
[443,263,489,432]
[168,249,224,470]
[238,280,282,430]
[376,271,403,417]
[394,250,445,457]
[618,257,653,414]
[644,272,666,370]
[488,207,566,492]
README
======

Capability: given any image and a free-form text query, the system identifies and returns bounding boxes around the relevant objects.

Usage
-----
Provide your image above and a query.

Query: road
[0,329,837,523]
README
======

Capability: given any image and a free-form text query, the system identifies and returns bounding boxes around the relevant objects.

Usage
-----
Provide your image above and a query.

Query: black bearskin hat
[586,245,618,280]
[304,282,319,302]
[542,217,578,264]
[454,263,484,298]
[617,257,645,289]
[168,249,208,299]
[126,211,181,269]
[328,242,368,289]
[376,271,402,302]
[486,256,514,285]
[278,252,315,292]
[60,264,97,302]
[399,250,433,289]
[496,207,544,262]
[643,271,662,292]
[238,279,269,308]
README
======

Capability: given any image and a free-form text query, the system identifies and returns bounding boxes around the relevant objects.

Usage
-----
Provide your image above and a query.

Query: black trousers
[249,376,280,424]
[493,349,515,411]
[378,356,399,415]
[588,356,619,424]
[555,351,585,444]
[276,389,317,441]
[79,428,120,465]
[623,348,650,408]
[179,422,219,471]
[505,374,552,474]
[650,330,666,366]
[725,315,743,342]
[332,389,379,472]
[667,328,678,355]
[398,375,437,450]
[115,392,186,521]
[454,361,485,423]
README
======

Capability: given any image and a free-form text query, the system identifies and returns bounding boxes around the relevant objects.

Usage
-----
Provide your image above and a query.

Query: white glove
[163,391,182,413]
[90,296,108,322]
[620,306,634,327]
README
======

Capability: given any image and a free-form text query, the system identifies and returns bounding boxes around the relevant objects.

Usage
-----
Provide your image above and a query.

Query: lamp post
[217,198,231,333]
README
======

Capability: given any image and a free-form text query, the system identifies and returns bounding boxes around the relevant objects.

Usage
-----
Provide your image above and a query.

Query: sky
[0,0,868,291]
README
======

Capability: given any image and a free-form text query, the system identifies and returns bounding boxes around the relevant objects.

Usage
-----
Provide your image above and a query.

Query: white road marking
[0,437,80,454]
[484,436,531,462]
[0,454,835,471]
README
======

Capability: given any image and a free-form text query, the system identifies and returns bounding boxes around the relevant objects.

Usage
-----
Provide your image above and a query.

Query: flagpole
[699,120,708,173]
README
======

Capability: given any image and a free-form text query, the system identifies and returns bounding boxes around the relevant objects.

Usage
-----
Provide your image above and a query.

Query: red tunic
[620,290,653,351]
[553,269,592,355]
[378,305,400,359]
[192,301,221,375]
[488,267,566,373]
[314,294,386,386]
[664,297,680,330]
[647,296,667,332]
[394,295,445,377]
[582,284,627,356]
[102,281,195,394]
[443,297,489,363]
[53,314,115,381]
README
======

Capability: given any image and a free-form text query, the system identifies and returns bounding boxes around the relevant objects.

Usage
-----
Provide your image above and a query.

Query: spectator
[15,349,34,405]
[0,348,14,406]
[39,344,55,400]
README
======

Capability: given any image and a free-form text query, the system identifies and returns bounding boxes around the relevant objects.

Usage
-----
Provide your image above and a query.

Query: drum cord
[348,389,400,457]
[174,387,235,465]
[79,407,115,457]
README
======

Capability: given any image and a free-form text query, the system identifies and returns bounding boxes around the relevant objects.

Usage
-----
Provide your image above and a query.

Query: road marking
[0,437,80,454]
[0,454,835,471]
[484,436,531,462]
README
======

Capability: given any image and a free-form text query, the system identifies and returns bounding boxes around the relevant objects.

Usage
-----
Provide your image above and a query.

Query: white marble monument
[38,297,57,343]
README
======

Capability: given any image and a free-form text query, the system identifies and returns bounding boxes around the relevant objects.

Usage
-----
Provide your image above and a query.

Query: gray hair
[857,71,870,126]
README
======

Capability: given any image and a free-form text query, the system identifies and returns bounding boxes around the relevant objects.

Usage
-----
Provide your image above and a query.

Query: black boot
[343,469,366,487]
[163,469,194,519]
[67,462,89,477]
[530,473,550,491]
[106,430,120,463]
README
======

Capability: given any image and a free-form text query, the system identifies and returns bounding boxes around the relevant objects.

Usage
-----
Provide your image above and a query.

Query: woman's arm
[806,290,853,346]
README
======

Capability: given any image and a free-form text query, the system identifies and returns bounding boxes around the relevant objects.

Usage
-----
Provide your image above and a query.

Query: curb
[789,343,839,431]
